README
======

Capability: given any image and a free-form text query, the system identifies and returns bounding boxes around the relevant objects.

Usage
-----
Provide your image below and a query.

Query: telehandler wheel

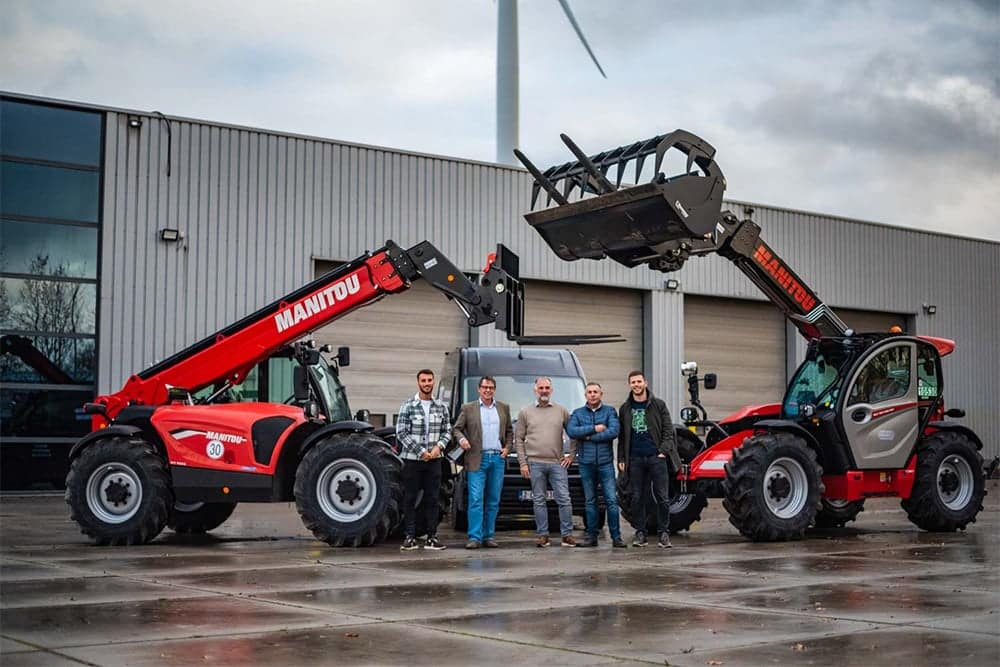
[168,501,238,534]
[64,436,173,546]
[811,498,865,529]
[617,470,707,535]
[722,431,823,541]
[902,431,986,532]
[295,433,403,547]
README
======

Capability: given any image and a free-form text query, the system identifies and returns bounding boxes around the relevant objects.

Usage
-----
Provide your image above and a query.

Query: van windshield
[461,375,587,415]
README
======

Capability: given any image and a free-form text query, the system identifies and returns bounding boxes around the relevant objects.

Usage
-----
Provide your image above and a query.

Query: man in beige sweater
[515,377,576,547]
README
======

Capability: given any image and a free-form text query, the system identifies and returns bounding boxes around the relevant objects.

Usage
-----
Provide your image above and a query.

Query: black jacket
[618,390,681,470]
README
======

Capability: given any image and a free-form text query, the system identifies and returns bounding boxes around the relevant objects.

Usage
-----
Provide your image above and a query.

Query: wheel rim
[174,501,205,512]
[316,457,377,522]
[670,493,693,512]
[86,463,143,524]
[937,455,974,511]
[763,456,809,519]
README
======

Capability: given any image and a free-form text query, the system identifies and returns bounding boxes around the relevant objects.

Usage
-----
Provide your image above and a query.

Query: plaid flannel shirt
[395,394,452,460]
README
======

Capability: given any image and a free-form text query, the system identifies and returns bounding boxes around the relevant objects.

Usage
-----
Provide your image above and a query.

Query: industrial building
[2,91,997,491]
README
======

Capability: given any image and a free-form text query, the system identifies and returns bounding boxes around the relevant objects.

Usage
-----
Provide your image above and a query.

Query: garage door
[523,280,643,407]
[312,260,467,426]
[684,296,786,420]
[838,308,908,335]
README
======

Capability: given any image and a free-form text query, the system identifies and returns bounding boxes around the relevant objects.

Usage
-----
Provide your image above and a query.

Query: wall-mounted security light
[743,206,755,219]
[664,278,680,291]
[922,303,937,315]
[159,228,183,242]
[128,116,143,129]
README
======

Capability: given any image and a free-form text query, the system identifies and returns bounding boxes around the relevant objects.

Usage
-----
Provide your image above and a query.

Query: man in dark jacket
[618,370,681,548]
[567,383,626,548]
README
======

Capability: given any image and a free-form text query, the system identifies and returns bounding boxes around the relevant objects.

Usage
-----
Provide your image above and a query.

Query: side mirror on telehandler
[293,366,311,402]
[703,373,717,390]
[337,346,351,367]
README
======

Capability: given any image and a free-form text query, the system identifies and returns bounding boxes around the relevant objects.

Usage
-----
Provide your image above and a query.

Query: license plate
[519,490,554,501]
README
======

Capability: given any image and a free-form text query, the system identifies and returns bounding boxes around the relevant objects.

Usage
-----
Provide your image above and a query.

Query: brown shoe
[561,535,577,548]
[536,535,551,548]
[483,539,500,548]
[465,540,481,550]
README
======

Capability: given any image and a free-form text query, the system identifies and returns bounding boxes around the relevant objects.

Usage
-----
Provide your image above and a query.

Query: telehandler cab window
[916,345,940,401]
[848,345,911,406]
[783,342,847,417]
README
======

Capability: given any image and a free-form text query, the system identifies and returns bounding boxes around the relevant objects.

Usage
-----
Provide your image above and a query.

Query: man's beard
[537,394,551,405]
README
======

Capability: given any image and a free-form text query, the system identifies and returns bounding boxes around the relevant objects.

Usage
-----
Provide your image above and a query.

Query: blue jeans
[529,460,573,537]
[466,451,505,542]
[578,460,622,541]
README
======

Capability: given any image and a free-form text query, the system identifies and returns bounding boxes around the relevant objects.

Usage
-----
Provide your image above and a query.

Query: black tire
[812,498,865,529]
[902,431,986,532]
[168,501,238,534]
[450,470,468,531]
[722,431,824,542]
[391,461,453,538]
[294,433,403,547]
[64,435,173,546]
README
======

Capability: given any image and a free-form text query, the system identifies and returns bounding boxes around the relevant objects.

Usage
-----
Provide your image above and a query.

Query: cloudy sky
[3,0,998,240]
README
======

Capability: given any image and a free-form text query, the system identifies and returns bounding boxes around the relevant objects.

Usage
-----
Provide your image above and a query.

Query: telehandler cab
[516,131,992,541]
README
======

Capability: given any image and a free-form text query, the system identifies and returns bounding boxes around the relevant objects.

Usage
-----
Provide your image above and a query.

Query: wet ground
[1,486,997,666]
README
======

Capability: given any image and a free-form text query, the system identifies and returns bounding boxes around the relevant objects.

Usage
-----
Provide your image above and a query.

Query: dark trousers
[628,454,671,535]
[402,459,442,538]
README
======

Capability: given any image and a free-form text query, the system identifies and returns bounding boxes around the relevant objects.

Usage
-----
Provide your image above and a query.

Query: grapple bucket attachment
[515,130,726,269]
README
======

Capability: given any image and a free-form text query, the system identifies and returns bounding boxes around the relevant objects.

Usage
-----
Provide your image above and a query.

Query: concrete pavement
[1,485,997,666]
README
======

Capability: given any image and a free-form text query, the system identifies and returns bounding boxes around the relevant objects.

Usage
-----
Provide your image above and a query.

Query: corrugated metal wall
[99,111,1000,458]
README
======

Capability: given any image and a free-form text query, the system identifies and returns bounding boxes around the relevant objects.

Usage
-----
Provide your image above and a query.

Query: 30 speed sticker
[206,440,225,459]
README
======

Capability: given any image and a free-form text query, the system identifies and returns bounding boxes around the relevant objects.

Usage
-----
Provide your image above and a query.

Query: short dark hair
[627,370,645,381]
[479,375,496,388]
[417,369,434,378]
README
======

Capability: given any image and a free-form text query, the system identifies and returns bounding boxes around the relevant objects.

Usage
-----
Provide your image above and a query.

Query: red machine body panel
[150,404,306,474]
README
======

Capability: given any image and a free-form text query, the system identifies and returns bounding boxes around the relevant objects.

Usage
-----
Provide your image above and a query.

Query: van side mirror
[355,408,371,423]
[337,346,351,367]
[703,373,717,390]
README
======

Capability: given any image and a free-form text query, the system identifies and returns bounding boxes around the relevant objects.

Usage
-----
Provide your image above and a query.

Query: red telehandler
[515,131,994,541]
[66,241,533,547]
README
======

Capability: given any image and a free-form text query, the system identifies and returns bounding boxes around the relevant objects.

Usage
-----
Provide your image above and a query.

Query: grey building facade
[2,92,998,490]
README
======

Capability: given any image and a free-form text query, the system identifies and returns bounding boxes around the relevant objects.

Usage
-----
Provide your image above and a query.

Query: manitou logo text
[752,245,817,312]
[274,275,362,333]
[206,431,246,444]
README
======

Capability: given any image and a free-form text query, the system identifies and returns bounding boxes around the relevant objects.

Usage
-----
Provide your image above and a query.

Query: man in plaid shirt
[396,368,452,551]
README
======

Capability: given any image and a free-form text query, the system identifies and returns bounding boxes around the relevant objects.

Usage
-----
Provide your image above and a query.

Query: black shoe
[658,532,672,548]
[612,538,628,548]
[425,535,447,551]
[580,536,599,548]
[400,536,418,551]
[632,531,648,547]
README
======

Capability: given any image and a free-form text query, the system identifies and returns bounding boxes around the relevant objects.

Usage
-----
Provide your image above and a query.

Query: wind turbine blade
[557,0,607,78]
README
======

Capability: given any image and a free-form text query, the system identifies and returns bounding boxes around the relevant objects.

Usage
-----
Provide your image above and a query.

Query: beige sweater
[514,403,574,463]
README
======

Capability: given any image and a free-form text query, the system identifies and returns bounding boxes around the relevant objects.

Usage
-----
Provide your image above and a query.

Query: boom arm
[92,241,526,420]
[515,131,849,340]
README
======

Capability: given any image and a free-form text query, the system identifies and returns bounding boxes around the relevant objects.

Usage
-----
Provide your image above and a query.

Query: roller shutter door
[684,296,786,420]
[838,308,907,335]
[523,280,643,406]
[312,260,467,425]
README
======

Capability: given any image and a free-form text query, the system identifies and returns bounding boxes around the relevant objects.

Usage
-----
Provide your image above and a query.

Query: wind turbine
[496,0,606,165]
